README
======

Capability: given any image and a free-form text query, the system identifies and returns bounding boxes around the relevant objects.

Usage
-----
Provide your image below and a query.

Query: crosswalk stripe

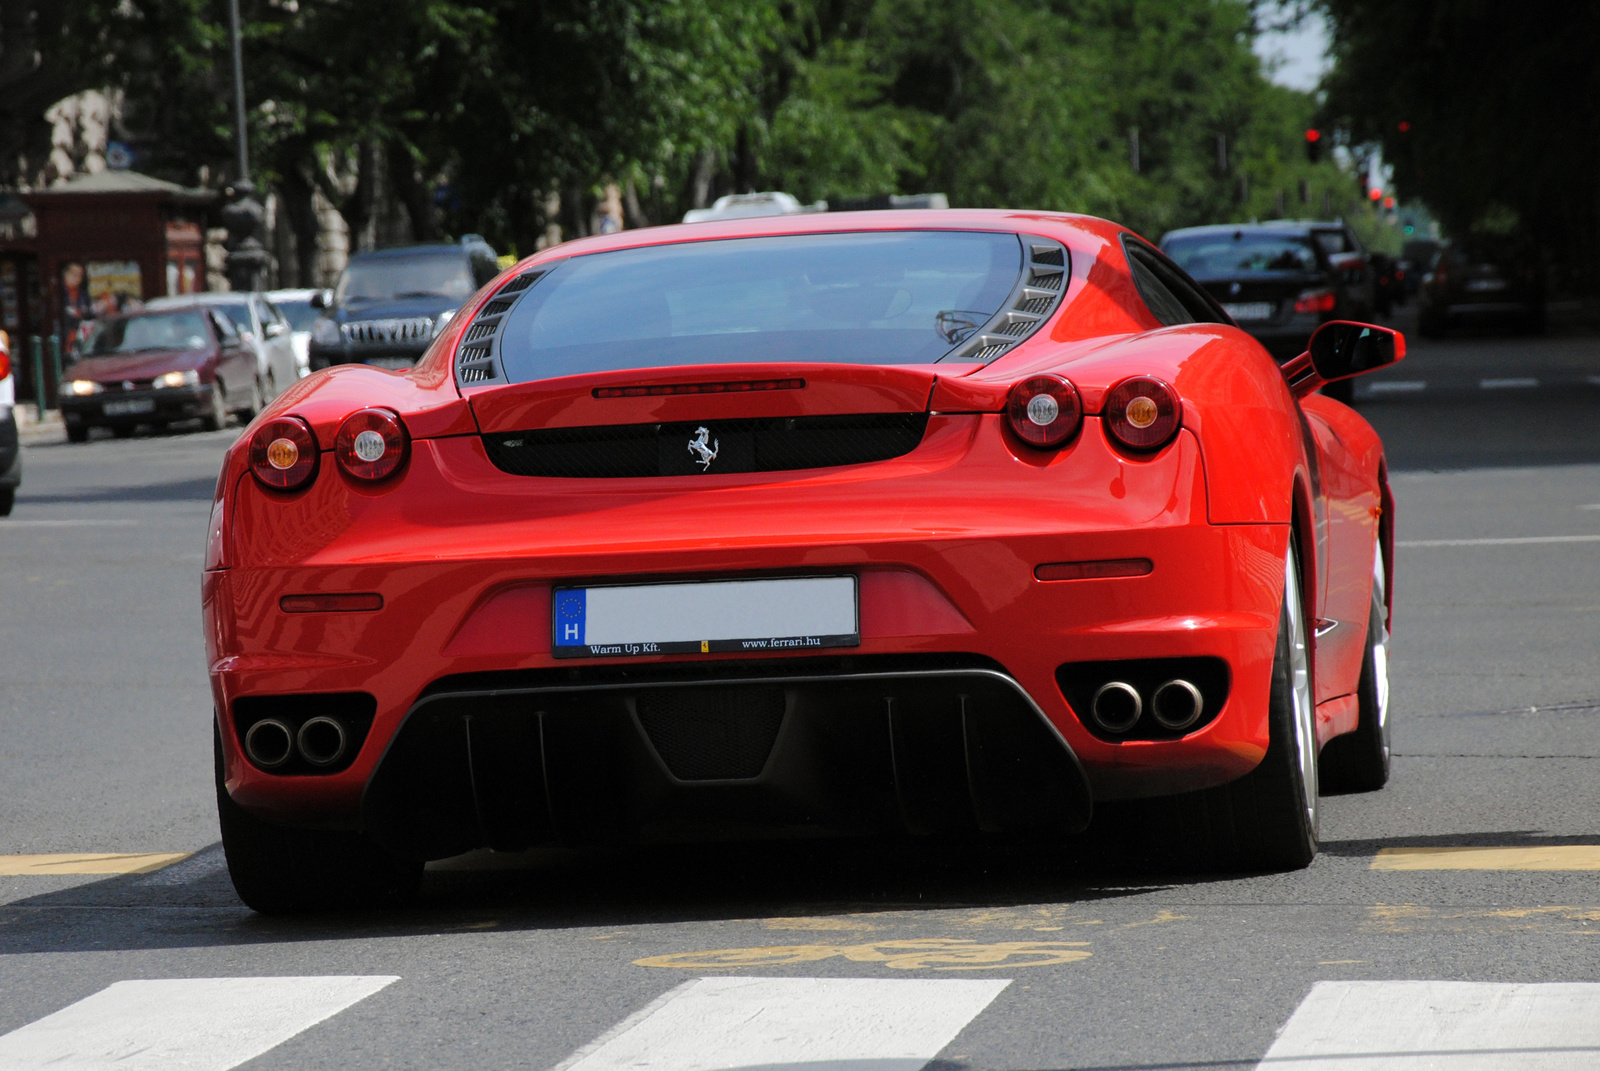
[1372,846,1600,870]
[1260,981,1600,1069]
[0,976,398,1070]
[0,853,191,876]
[558,976,1009,1071]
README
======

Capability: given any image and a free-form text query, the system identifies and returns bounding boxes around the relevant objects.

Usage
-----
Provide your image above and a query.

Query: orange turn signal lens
[1035,558,1153,581]
[279,593,384,613]
[249,417,319,491]
[1103,376,1181,451]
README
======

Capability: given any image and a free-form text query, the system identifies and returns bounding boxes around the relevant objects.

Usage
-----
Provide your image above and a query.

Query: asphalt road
[3,306,1600,1070]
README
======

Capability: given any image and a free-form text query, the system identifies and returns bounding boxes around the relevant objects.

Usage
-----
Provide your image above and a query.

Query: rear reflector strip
[1035,559,1153,581]
[593,378,805,398]
[279,593,384,613]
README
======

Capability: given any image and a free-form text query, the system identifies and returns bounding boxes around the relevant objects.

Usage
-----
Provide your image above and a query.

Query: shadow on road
[16,475,216,504]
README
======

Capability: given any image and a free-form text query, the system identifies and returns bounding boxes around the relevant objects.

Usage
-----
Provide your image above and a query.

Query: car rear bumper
[206,416,1290,847]
[60,385,211,427]
[309,340,429,370]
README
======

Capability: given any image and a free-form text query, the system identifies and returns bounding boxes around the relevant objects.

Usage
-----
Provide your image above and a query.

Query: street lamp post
[221,0,269,293]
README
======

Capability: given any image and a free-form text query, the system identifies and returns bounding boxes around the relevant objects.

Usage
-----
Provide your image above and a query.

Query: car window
[1126,252,1194,327]
[1123,239,1231,327]
[83,312,212,355]
[336,255,476,302]
[1313,230,1355,255]
[1163,232,1319,276]
[273,299,320,331]
[495,231,1025,383]
[210,310,241,345]
[213,302,255,336]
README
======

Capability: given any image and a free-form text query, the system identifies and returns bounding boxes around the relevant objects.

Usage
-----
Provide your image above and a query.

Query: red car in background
[59,306,263,440]
[204,210,1403,911]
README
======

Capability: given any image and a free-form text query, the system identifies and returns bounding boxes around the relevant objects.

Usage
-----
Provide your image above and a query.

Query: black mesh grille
[636,687,786,780]
[483,412,928,478]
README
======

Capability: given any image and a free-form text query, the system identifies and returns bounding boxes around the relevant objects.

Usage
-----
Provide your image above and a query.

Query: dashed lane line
[1397,534,1600,547]
[1372,846,1600,871]
[0,519,139,528]
[0,976,398,1070]
[557,977,1009,1071]
[1480,377,1541,389]
[0,852,191,876]
[1260,981,1600,1069]
[1365,380,1427,393]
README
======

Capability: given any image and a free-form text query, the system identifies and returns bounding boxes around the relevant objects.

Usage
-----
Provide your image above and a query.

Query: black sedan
[1160,222,1375,360]
[1418,237,1545,337]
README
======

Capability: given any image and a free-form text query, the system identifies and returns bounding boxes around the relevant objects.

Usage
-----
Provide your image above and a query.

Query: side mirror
[1283,320,1405,399]
[309,289,333,309]
[265,321,286,339]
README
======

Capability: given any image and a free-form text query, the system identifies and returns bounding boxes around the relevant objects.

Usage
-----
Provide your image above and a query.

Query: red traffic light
[1368,187,1383,201]
[1397,121,1411,133]
[1305,129,1322,143]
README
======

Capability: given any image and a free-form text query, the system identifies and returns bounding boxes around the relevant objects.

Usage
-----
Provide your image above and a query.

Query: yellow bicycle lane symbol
[635,938,1091,972]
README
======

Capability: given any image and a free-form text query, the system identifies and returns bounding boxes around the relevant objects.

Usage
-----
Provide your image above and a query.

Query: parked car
[1398,239,1440,299]
[1159,221,1375,360]
[265,288,322,378]
[209,210,1402,910]
[58,306,259,441]
[145,292,298,400]
[0,330,19,515]
[308,236,500,371]
[1417,237,1545,337]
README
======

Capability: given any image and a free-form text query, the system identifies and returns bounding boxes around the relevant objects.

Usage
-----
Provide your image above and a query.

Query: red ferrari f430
[203,210,1401,911]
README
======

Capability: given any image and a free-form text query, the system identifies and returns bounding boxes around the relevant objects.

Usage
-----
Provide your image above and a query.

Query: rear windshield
[1163,233,1319,277]
[83,312,211,355]
[336,253,475,303]
[275,299,320,331]
[494,231,1022,382]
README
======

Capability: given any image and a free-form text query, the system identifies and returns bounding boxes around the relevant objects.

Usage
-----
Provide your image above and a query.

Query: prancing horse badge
[687,426,719,470]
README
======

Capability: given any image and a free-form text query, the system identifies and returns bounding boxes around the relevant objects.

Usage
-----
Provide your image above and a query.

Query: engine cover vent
[944,237,1071,363]
[453,269,544,389]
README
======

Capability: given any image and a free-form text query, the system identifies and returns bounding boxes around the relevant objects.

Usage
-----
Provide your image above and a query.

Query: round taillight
[335,408,409,481]
[1006,375,1083,448]
[1104,376,1182,451]
[249,417,319,491]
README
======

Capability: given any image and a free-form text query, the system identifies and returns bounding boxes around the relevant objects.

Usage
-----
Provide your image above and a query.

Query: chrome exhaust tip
[1151,679,1204,732]
[1090,681,1143,733]
[244,718,295,769]
[296,716,348,767]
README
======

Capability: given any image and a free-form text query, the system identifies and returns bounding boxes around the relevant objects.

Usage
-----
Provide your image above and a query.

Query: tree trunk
[277,165,320,288]
[387,141,436,242]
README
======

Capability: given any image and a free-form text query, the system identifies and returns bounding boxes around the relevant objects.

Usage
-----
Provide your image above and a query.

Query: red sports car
[203,210,1402,911]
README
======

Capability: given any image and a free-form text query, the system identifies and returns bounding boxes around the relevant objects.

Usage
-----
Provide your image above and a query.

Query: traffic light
[1368,187,1383,202]
[1305,128,1323,163]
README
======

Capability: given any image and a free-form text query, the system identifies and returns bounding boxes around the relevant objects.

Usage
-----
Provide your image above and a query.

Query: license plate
[102,399,155,416]
[1222,302,1275,322]
[364,357,413,370]
[553,576,859,658]
[1466,278,1507,292]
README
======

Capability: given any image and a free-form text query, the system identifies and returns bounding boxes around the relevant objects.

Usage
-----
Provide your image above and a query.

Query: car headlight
[312,318,342,345]
[60,379,103,396]
[431,308,456,337]
[152,369,200,389]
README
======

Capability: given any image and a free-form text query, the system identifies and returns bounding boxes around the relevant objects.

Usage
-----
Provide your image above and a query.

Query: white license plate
[102,399,155,416]
[1466,279,1507,292]
[553,576,859,658]
[364,357,413,370]
[1222,302,1275,322]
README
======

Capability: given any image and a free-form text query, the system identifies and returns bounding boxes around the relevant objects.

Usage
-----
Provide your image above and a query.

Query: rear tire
[66,424,89,443]
[1319,551,1391,792]
[215,724,422,913]
[1126,540,1319,872]
[0,487,13,516]
[235,377,264,420]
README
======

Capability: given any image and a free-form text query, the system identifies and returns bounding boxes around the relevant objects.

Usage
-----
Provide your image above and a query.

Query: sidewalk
[14,405,65,444]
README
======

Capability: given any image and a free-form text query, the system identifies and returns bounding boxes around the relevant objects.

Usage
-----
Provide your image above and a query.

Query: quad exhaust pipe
[1088,678,1204,734]
[243,715,350,769]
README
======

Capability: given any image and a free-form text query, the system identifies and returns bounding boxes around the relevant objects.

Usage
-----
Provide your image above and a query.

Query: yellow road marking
[0,852,191,876]
[1372,846,1600,871]
[635,938,1091,971]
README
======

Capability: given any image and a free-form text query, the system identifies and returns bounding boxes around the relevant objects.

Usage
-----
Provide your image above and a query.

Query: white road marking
[1365,380,1427,393]
[1397,534,1600,547]
[1260,980,1600,1069]
[0,976,398,1070]
[558,976,1009,1071]
[1480,377,1540,389]
[0,519,139,527]
[1579,504,1600,511]
[1587,376,1600,387]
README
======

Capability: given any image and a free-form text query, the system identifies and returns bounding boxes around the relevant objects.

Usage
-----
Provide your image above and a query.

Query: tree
[1318,0,1600,289]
